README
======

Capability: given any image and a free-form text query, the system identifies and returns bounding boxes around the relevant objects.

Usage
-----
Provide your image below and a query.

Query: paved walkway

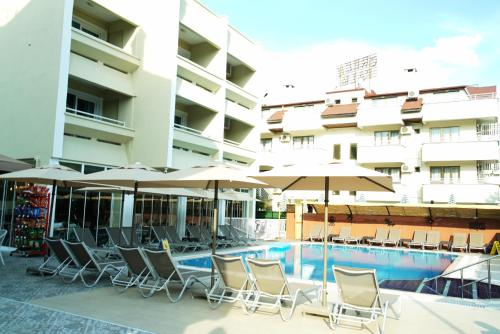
[1,251,500,334]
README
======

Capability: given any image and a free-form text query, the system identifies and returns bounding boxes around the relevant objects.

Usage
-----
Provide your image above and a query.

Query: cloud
[261,33,485,104]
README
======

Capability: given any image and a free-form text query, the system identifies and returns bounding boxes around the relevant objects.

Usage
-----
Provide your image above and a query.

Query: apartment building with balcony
[260,85,500,206]
[0,0,260,228]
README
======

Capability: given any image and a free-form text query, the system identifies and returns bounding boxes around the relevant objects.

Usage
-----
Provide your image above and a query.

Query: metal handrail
[66,108,125,127]
[174,123,202,135]
[422,254,500,299]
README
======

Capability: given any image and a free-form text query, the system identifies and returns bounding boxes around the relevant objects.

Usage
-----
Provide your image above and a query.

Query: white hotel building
[260,85,500,206]
[0,0,260,230]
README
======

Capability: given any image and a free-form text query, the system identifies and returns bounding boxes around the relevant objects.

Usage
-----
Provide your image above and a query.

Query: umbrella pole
[131,182,138,245]
[96,192,101,244]
[211,180,219,287]
[47,180,57,239]
[322,176,329,307]
[82,191,87,229]
[119,190,125,246]
[159,196,163,227]
[149,195,154,244]
[66,187,73,240]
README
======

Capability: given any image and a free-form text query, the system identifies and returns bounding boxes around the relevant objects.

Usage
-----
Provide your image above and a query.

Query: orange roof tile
[401,98,423,111]
[267,110,285,123]
[321,103,357,118]
[466,86,496,95]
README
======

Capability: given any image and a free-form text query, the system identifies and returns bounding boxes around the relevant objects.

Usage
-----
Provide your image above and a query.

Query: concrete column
[177,196,187,237]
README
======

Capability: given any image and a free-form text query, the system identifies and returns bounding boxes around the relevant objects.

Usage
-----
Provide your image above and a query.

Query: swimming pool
[179,243,456,283]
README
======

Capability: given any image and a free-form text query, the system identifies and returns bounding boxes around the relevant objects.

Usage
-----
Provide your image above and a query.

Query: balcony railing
[65,108,125,127]
[477,123,499,140]
[470,93,497,100]
[174,123,202,135]
[224,138,241,146]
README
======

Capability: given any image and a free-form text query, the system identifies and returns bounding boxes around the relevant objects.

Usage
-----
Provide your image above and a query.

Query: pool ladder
[420,254,500,299]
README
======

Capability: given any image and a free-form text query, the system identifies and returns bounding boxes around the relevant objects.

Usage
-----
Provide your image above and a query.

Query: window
[375,167,401,183]
[349,191,356,196]
[261,138,272,152]
[374,130,400,146]
[66,90,102,116]
[335,99,341,104]
[174,111,187,127]
[71,18,106,40]
[292,136,314,149]
[350,143,357,160]
[84,164,105,174]
[333,144,341,160]
[430,127,459,142]
[352,97,358,103]
[430,166,460,184]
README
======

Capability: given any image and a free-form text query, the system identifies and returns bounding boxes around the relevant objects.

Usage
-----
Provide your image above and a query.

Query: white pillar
[177,196,187,237]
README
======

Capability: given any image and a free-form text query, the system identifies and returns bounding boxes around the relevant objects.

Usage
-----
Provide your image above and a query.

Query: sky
[201,0,500,102]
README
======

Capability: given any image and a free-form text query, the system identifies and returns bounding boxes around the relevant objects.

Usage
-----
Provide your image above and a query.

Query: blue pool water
[179,243,456,282]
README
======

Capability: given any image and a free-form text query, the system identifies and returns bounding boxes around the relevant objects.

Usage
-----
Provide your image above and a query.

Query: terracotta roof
[401,98,423,111]
[269,127,283,133]
[267,110,285,123]
[466,86,496,95]
[262,100,324,109]
[321,103,358,118]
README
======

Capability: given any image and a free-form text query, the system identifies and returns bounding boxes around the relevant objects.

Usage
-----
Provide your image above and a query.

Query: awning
[321,103,357,118]
[267,110,286,123]
[401,98,423,112]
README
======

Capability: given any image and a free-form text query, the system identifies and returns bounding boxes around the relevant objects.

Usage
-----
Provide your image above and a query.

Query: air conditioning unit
[400,125,414,135]
[226,64,233,78]
[279,134,291,142]
[401,163,414,173]
[407,90,419,99]
[325,97,334,106]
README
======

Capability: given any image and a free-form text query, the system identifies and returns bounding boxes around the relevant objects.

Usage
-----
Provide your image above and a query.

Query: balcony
[227,27,259,72]
[171,146,215,170]
[259,148,330,168]
[179,0,226,47]
[357,145,406,164]
[65,109,134,143]
[282,109,322,132]
[226,81,258,108]
[422,183,499,204]
[177,55,222,89]
[357,105,403,128]
[69,53,134,96]
[176,76,222,112]
[225,100,257,126]
[422,141,499,162]
[226,54,257,95]
[223,139,257,164]
[422,98,499,123]
[71,28,140,73]
[321,115,357,129]
[173,124,219,154]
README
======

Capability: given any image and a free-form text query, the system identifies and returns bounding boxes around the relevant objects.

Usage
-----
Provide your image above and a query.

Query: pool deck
[1,242,500,333]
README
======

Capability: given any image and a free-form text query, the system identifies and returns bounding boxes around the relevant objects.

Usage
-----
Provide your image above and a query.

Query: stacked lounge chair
[73,227,115,257]
[165,226,208,252]
[228,225,256,245]
[105,227,128,247]
[219,225,247,246]
[408,230,427,249]
[450,232,468,252]
[383,229,401,247]
[368,228,389,246]
[424,231,441,250]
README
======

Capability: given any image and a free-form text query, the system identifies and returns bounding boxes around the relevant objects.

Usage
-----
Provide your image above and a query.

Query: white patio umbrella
[253,162,394,307]
[70,162,171,244]
[0,164,87,239]
[141,163,268,286]
[0,154,31,172]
